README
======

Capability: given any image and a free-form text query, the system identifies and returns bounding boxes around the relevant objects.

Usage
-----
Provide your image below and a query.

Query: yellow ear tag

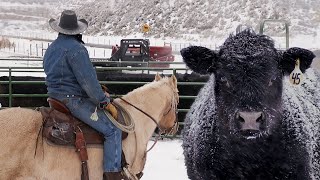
[289,58,304,85]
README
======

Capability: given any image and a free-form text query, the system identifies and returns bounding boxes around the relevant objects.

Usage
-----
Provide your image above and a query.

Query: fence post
[36,44,38,56]
[259,19,289,49]
[29,44,32,56]
[9,67,12,107]
[42,43,44,56]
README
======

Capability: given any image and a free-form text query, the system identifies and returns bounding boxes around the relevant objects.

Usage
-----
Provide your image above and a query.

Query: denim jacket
[43,34,110,105]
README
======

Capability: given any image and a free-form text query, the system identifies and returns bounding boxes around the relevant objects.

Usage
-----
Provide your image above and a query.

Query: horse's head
[154,74,179,135]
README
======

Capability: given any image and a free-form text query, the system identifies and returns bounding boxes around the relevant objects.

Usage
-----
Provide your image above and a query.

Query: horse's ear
[155,73,161,81]
[170,74,177,88]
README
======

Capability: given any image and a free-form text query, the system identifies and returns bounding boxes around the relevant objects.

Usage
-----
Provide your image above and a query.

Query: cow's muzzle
[235,111,266,137]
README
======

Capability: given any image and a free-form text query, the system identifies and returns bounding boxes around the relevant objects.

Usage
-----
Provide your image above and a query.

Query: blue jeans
[50,94,122,172]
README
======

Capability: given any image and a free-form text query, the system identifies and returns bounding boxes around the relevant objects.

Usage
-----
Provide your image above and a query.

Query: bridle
[159,100,179,134]
[103,85,179,152]
[118,96,179,152]
[119,96,178,134]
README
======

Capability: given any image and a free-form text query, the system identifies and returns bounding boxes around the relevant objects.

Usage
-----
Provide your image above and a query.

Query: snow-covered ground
[143,139,188,180]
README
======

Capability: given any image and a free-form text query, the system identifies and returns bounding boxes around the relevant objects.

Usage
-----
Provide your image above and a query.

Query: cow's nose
[236,111,265,131]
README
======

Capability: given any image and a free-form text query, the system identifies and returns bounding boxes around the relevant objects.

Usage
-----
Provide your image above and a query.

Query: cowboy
[43,10,128,180]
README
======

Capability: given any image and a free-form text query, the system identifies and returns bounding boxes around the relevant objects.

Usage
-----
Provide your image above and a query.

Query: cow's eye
[268,76,277,86]
[220,76,230,88]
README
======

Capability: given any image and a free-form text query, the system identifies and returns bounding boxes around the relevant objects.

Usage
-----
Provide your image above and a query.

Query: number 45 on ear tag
[289,58,304,85]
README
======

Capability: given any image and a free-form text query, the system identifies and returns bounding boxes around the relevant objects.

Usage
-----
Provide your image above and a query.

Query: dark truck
[91,39,175,67]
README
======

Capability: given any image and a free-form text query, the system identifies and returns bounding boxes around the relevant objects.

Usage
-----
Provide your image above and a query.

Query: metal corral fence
[0,59,207,137]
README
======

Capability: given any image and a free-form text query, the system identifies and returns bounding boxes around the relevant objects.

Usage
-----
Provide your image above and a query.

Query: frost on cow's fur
[181,29,318,179]
[182,68,320,179]
[182,75,218,179]
[282,69,320,179]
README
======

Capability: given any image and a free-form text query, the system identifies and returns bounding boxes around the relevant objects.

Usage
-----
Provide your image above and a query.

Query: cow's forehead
[220,42,277,58]
[223,30,275,46]
[217,32,279,70]
[220,31,277,56]
[218,50,279,69]
[216,52,280,79]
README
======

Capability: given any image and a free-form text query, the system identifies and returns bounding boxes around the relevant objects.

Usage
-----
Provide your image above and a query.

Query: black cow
[181,30,319,180]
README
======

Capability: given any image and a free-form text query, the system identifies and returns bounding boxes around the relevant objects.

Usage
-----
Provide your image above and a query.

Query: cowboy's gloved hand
[105,103,118,120]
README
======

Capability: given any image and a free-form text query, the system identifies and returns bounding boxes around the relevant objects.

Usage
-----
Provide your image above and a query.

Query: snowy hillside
[0,0,91,34]
[1,0,319,40]
[75,0,320,39]
[0,0,320,51]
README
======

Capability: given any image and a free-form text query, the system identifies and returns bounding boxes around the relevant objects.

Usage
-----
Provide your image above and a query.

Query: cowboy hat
[49,10,88,35]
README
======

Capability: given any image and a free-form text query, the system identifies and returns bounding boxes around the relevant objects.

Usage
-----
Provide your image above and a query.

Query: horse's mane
[122,76,178,110]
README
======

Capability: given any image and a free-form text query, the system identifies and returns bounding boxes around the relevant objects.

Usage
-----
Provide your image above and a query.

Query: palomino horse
[0,74,179,180]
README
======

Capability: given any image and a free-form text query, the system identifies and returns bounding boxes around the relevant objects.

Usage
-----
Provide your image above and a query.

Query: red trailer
[110,39,175,67]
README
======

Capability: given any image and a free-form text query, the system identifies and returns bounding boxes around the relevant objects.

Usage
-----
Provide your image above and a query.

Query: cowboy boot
[103,171,130,180]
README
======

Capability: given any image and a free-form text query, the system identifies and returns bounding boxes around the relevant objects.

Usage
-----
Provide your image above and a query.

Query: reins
[117,96,166,152]
[119,97,163,132]
[102,85,178,152]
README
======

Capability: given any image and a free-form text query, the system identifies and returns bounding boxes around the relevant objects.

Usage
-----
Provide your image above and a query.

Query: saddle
[39,98,131,180]
[41,98,128,146]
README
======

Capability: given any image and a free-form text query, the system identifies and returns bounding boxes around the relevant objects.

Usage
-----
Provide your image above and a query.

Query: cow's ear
[180,46,218,74]
[280,47,315,74]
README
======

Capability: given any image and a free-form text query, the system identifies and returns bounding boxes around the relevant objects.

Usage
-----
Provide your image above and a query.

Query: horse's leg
[130,141,148,174]
[123,113,157,175]
[122,136,146,179]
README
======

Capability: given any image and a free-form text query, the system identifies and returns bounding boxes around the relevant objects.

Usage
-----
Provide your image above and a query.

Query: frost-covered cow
[181,30,320,180]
